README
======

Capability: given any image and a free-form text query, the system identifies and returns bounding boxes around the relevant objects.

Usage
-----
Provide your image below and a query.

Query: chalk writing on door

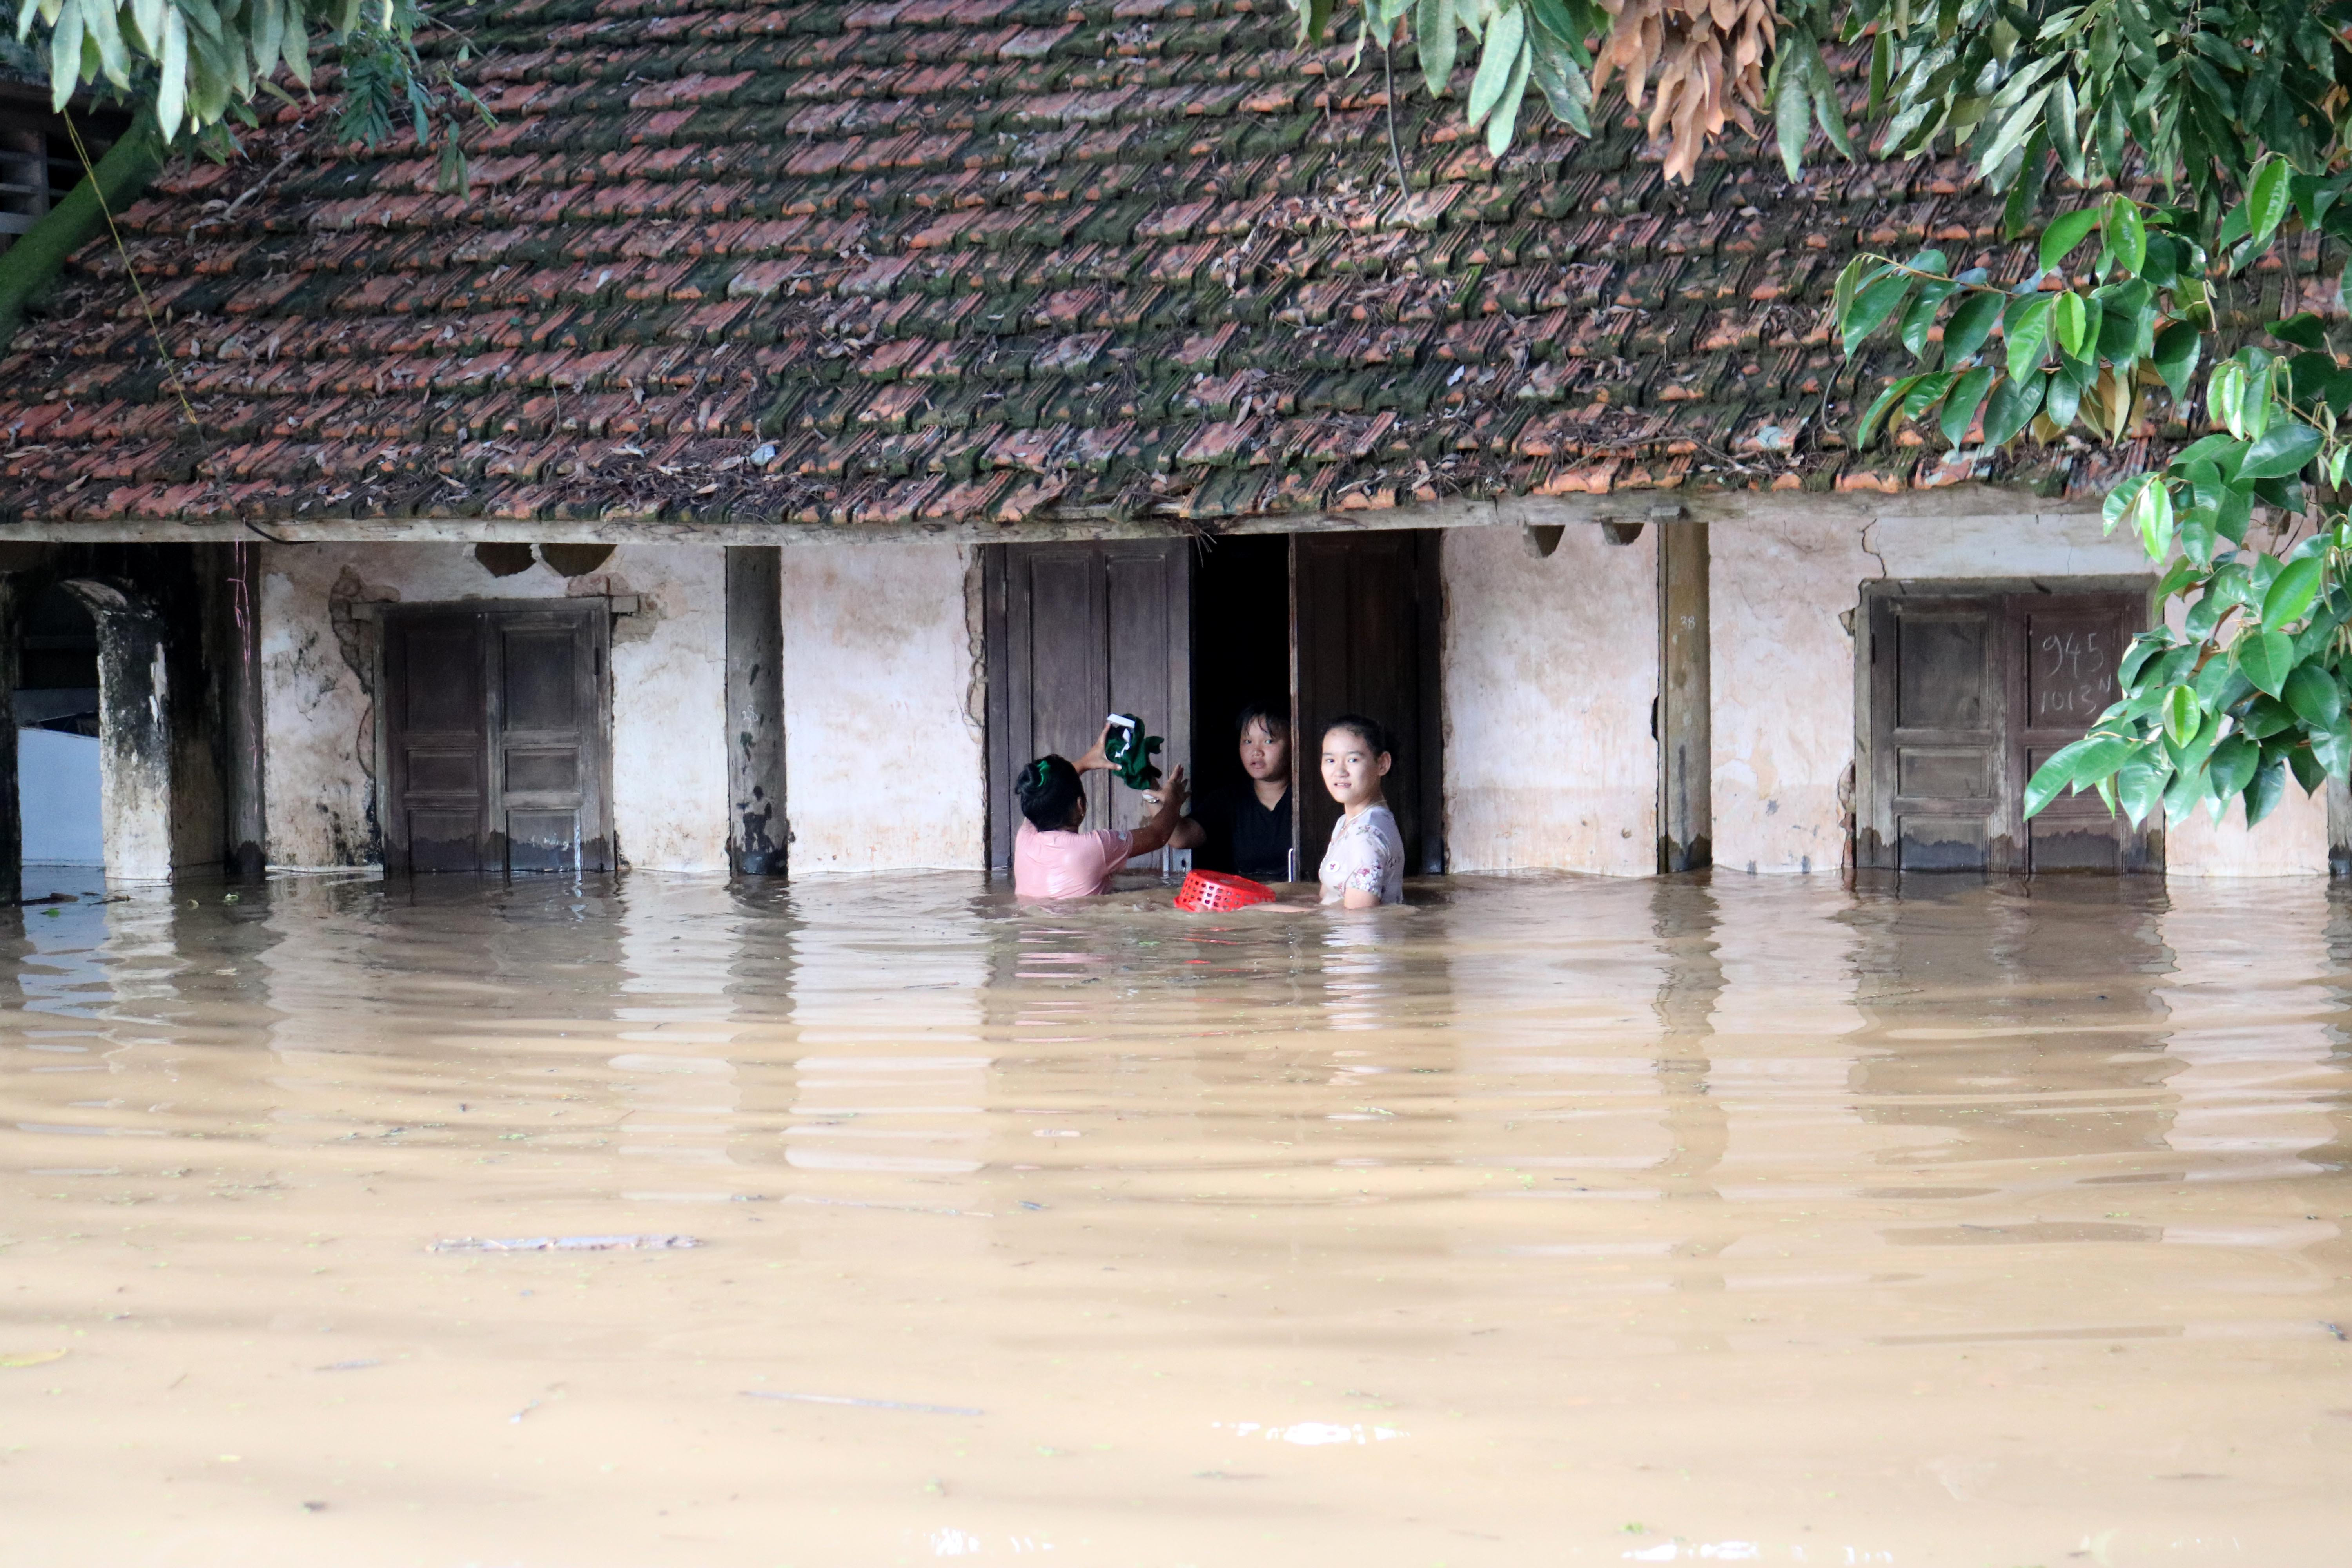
[2035,626,2113,723]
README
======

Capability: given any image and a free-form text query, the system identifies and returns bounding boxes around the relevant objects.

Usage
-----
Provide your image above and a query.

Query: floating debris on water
[428,1235,700,1254]
[741,1391,983,1416]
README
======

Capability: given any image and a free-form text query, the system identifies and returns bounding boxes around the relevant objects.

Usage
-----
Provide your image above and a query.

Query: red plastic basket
[1175,871,1276,913]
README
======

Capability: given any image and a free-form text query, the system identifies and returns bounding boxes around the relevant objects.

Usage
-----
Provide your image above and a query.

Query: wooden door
[383,601,613,875]
[984,542,1191,874]
[2015,594,2158,872]
[1293,531,1445,877]
[385,609,490,873]
[1861,588,2156,873]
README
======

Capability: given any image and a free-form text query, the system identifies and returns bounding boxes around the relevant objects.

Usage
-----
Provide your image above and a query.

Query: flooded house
[0,4,2334,893]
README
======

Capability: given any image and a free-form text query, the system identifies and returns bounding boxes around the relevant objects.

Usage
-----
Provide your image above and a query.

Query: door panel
[986,543,1190,873]
[383,602,612,875]
[1294,532,1446,877]
[386,612,487,874]
[491,612,605,874]
[2014,597,2149,871]
[1861,588,2156,873]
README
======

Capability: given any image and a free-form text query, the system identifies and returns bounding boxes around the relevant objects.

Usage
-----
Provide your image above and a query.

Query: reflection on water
[3,867,2349,1564]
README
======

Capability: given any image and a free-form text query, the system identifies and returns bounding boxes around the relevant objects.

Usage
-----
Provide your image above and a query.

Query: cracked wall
[1710,511,2328,876]
[260,543,727,871]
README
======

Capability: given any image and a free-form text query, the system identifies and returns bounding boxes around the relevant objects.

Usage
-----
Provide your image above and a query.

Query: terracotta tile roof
[0,5,2318,528]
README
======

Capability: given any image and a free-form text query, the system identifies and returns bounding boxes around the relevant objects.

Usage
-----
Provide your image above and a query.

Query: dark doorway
[1858,586,2158,874]
[987,530,1445,884]
[982,542,1192,875]
[381,601,613,875]
[1190,534,1292,866]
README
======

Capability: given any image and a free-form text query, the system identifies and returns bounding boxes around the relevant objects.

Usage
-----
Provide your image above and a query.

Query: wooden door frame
[981,542,1193,875]
[1286,531,1446,877]
[372,597,617,875]
[1852,576,2160,873]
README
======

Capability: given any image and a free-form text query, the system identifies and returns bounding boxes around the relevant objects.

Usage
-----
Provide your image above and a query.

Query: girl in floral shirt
[1316,714,1406,908]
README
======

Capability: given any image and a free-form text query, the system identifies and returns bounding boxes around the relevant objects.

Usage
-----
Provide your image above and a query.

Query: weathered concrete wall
[259,544,728,871]
[1442,523,1656,876]
[1709,511,2328,876]
[780,541,985,873]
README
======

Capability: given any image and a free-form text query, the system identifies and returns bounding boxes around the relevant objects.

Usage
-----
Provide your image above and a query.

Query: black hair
[1322,713,1392,757]
[1016,755,1084,831]
[1234,700,1289,742]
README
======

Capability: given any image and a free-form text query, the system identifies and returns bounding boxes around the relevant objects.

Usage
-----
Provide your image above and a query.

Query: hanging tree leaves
[14,0,488,188]
[1289,0,2352,835]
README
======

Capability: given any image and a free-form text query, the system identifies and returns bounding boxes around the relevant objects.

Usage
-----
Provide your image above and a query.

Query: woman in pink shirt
[1013,727,1190,899]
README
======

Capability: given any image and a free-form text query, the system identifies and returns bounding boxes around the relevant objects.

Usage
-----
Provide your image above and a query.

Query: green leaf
[1774,34,1814,180]
[2115,750,2171,825]
[2025,744,2085,817]
[157,5,188,139]
[1941,291,2004,365]
[47,0,80,109]
[2127,471,2174,558]
[1831,256,1866,339]
[2103,470,2156,535]
[2245,752,2288,824]
[2152,321,2201,398]
[1899,281,1958,358]
[1981,368,2044,446]
[2248,155,2294,249]
[2161,684,2200,747]
[1483,42,1530,156]
[1856,374,1924,449]
[2207,734,2259,803]
[2045,364,2084,430]
[2283,661,2346,728]
[2240,422,2320,481]
[2038,207,2101,273]
[1416,0,1455,94]
[1844,272,1915,357]
[2104,194,2147,276]
[2004,293,2054,379]
[1465,3,1524,127]
[1940,367,1994,448]
[1525,39,1588,132]
[2052,291,2088,359]
[2261,555,2325,630]
[2235,628,2295,695]
[2270,312,2329,351]
[2316,723,2352,783]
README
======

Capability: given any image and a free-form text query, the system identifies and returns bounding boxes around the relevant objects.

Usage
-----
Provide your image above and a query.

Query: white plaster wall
[1442,523,1656,875]
[780,541,985,873]
[1710,510,2327,876]
[258,543,728,872]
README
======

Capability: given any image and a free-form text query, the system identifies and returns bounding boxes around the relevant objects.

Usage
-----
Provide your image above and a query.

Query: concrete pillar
[223,542,267,878]
[725,546,787,877]
[66,581,174,883]
[1657,519,1712,873]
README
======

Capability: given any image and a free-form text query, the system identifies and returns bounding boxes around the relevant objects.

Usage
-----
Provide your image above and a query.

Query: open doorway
[15,583,103,867]
[985,530,1445,882]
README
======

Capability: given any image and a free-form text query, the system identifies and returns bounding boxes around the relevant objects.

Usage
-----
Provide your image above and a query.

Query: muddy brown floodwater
[3,867,2350,1566]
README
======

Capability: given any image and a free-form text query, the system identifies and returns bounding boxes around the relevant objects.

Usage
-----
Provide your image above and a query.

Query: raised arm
[1124,766,1190,858]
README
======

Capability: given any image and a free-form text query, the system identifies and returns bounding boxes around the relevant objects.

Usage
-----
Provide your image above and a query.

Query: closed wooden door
[383,601,612,875]
[1861,588,2156,873]
[984,543,1191,873]
[1293,531,1445,877]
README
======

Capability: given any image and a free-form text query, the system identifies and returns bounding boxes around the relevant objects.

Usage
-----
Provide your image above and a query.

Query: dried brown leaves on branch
[1589,0,1773,181]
